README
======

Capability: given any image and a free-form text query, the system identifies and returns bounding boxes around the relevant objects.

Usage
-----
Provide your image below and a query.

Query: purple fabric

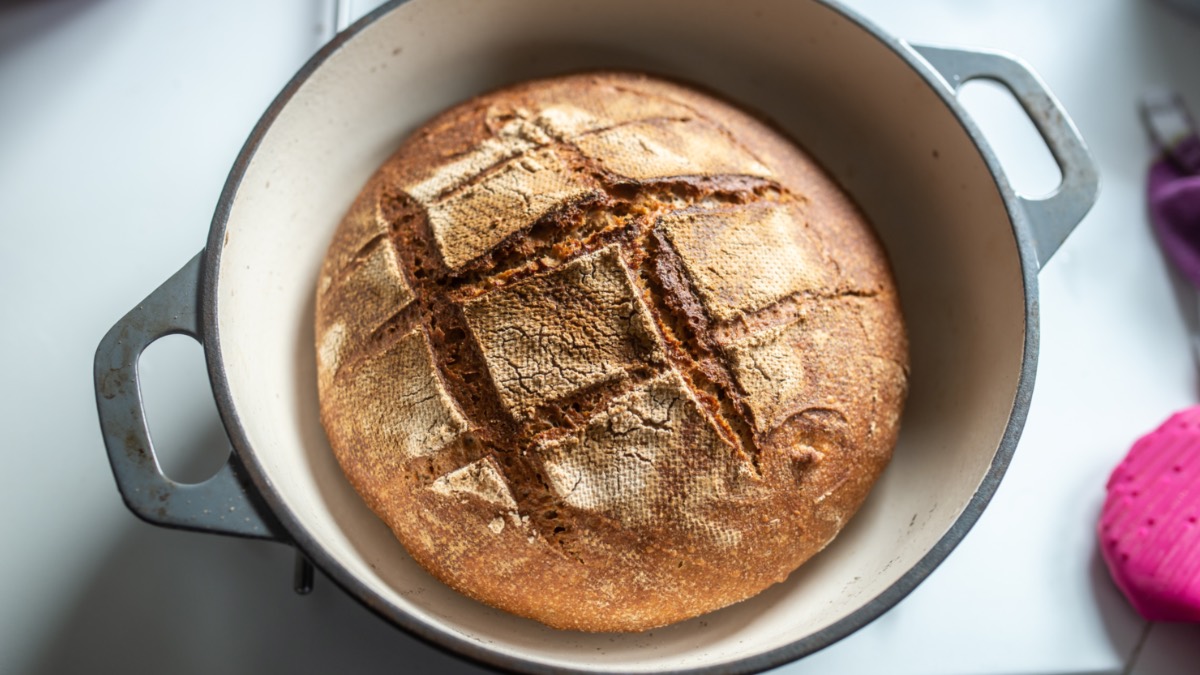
[1149,150,1200,287]
[1175,135,1200,173]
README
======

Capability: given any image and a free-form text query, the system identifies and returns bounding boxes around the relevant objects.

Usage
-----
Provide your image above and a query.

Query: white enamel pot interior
[198,0,1095,672]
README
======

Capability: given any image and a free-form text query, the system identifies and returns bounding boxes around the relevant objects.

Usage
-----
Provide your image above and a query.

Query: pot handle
[94,252,285,541]
[913,44,1099,269]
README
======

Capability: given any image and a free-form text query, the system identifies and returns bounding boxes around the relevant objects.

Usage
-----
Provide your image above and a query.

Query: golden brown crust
[315,71,909,632]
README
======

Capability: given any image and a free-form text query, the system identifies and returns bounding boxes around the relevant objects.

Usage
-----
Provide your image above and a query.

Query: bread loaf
[315,72,908,632]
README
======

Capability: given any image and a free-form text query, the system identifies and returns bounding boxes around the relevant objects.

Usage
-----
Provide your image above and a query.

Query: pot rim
[200,1,1040,672]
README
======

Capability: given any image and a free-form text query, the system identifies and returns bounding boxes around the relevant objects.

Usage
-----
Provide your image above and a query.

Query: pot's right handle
[913,44,1100,269]
[94,252,285,541]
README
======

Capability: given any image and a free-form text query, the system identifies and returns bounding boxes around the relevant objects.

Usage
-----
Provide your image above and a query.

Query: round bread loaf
[315,72,908,632]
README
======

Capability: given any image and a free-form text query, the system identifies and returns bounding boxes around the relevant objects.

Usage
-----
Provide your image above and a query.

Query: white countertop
[3,0,1198,673]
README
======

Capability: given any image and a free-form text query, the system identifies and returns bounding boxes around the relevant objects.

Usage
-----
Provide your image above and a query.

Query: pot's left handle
[94,252,285,541]
[913,44,1100,270]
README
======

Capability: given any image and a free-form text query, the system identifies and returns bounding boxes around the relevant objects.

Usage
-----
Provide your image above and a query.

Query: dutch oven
[95,0,1098,672]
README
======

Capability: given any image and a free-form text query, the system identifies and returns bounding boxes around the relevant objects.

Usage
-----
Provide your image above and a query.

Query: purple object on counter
[1146,91,1200,288]
[1149,157,1200,288]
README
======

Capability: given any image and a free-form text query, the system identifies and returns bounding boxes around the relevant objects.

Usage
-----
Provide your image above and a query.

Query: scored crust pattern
[315,72,908,632]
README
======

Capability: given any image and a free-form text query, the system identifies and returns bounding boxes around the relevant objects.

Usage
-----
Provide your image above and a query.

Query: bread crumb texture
[315,72,908,632]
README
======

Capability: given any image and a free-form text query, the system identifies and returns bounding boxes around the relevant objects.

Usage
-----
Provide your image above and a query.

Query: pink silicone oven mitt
[1100,407,1200,621]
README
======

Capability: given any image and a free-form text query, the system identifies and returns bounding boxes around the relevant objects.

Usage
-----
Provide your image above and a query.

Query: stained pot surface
[208,0,1026,671]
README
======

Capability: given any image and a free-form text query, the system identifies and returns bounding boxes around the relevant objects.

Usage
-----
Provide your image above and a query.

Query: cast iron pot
[94,0,1098,672]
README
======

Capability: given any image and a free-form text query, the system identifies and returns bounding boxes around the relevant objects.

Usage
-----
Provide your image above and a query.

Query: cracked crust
[462,245,665,420]
[539,371,753,548]
[316,71,908,632]
[725,297,904,438]
[657,201,832,322]
[415,145,601,270]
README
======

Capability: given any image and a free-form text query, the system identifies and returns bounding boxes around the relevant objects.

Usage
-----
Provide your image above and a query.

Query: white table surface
[3,0,1199,673]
